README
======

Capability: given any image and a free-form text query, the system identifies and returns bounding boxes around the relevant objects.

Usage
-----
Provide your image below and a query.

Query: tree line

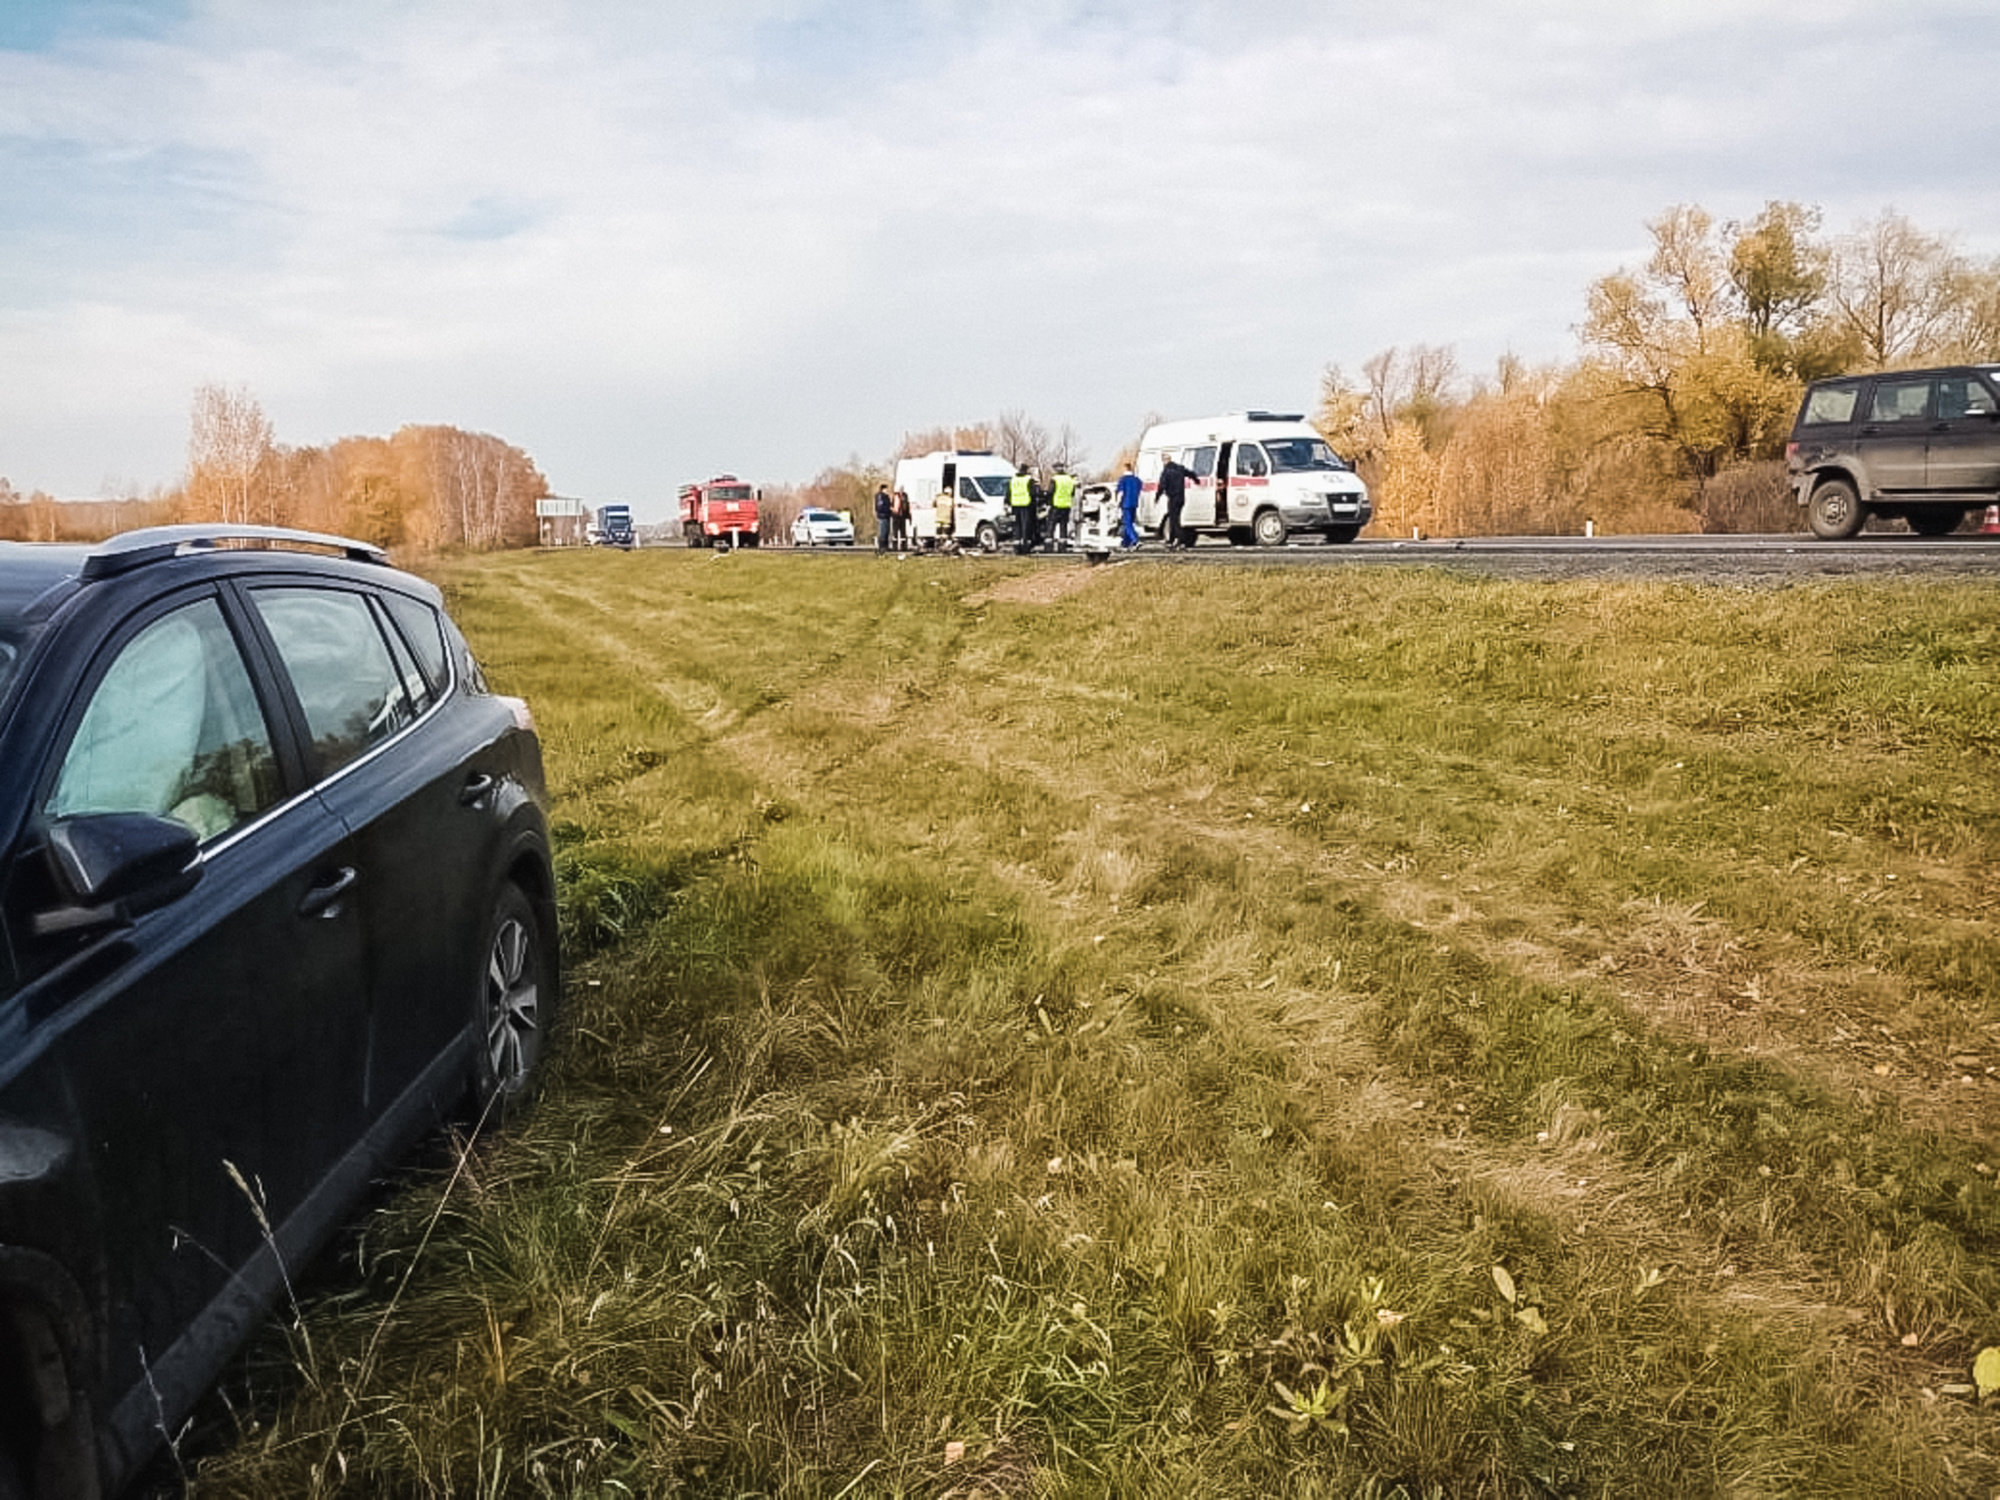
[11,203,1993,550]
[1321,203,2000,537]
[1,384,547,552]
[773,201,1997,543]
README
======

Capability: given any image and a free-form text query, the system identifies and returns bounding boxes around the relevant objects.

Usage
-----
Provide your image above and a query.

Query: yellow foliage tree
[175,387,547,554]
[1370,421,1441,538]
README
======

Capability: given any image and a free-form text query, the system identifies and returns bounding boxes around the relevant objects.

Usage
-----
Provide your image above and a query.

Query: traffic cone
[1983,504,2000,535]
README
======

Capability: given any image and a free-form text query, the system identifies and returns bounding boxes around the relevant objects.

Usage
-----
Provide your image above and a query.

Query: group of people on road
[873,484,960,553]
[1100,456,1188,550]
[867,454,1194,556]
[1007,465,1085,555]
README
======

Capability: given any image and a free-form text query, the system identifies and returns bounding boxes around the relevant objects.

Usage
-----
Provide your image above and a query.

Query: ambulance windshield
[1264,439,1350,473]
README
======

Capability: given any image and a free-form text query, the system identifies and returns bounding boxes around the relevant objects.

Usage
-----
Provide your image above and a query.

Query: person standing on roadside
[1157,453,1194,549]
[934,482,956,553]
[1009,465,1036,554]
[1050,466,1077,552]
[892,488,912,551]
[874,483,893,552]
[1115,460,1142,548]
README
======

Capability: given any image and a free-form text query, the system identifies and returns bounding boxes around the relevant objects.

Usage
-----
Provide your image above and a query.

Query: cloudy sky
[4,1,1998,518]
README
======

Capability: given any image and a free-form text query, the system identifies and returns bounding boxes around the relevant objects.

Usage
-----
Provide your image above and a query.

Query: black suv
[0,526,558,1499]
[1786,363,2000,538]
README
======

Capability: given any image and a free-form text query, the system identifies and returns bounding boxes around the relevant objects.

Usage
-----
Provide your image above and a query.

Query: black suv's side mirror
[35,813,202,936]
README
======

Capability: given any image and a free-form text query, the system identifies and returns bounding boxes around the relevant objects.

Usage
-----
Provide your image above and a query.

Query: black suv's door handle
[300,866,358,919]
[459,773,496,807]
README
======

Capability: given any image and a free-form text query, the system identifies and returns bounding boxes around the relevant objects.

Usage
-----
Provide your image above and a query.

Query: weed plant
[189,551,2000,1497]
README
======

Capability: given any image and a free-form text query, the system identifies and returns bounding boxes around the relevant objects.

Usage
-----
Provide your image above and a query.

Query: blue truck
[594,503,635,549]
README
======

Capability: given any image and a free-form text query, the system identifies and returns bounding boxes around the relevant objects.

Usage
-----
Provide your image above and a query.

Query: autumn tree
[1826,210,1969,368]
[799,460,889,544]
[1953,259,2000,360]
[186,383,276,524]
[1433,367,1560,536]
[1724,201,1854,378]
[1581,204,1800,484]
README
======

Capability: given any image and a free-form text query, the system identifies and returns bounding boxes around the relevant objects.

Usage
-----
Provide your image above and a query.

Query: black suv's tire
[471,882,553,1119]
[1807,478,1866,540]
[1907,507,1966,537]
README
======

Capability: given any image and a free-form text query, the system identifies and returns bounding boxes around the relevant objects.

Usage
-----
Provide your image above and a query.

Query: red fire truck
[678,474,761,547]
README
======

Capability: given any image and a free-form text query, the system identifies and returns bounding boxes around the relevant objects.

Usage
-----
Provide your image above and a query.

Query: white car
[790,508,856,546]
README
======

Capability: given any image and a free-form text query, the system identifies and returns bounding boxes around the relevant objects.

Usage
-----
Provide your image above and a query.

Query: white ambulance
[1135,411,1371,545]
[891,450,1020,551]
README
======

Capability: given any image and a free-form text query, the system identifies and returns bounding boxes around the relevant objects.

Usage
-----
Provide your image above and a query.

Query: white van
[892,450,1021,551]
[1136,411,1371,545]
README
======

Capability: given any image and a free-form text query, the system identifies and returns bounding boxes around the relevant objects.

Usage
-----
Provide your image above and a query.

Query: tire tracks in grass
[705,588,1934,1381]
[901,583,1998,1412]
[488,557,1996,1474]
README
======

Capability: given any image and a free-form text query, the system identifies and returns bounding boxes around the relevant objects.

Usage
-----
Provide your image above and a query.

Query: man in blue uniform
[1115,461,1142,548]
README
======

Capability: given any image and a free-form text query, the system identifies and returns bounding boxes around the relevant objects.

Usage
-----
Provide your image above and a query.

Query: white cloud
[3,0,1998,511]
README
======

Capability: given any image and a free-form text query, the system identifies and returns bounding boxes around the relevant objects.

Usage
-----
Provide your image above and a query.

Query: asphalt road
[1079,532,2000,582]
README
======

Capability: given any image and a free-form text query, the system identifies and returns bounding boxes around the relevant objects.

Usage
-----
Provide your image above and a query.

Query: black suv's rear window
[1801,382,1862,425]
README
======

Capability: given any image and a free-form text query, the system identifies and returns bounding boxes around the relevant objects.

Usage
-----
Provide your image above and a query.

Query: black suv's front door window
[1936,376,1997,420]
[250,587,416,777]
[46,597,280,843]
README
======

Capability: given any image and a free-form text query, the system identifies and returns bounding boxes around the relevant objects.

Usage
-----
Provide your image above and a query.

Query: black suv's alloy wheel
[476,883,549,1110]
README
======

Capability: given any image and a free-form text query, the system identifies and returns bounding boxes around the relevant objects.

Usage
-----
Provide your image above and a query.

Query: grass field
[190,548,2000,1497]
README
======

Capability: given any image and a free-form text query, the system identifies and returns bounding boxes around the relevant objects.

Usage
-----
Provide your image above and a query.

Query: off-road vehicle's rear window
[1801,382,1862,425]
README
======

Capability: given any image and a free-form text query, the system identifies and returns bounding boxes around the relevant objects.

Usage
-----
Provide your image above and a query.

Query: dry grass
[185,549,2000,1498]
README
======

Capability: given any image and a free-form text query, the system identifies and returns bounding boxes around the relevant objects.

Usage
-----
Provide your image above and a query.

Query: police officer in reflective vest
[1050,468,1077,551]
[1009,466,1036,554]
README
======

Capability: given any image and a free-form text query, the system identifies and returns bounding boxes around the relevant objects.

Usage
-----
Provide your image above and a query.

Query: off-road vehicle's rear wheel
[1807,477,1866,540]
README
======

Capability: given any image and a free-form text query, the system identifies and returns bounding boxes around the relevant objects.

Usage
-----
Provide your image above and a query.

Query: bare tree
[896,423,993,459]
[1827,210,1967,368]
[994,409,1056,471]
[1946,258,2000,361]
[1646,204,1729,338]
[1048,423,1088,474]
[187,383,275,524]
[1351,344,1460,455]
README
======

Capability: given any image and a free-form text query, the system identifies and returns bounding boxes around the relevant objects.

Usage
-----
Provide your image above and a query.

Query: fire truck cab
[679,475,761,548]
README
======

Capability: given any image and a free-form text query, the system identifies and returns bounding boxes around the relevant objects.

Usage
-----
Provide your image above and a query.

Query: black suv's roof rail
[81,524,391,581]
